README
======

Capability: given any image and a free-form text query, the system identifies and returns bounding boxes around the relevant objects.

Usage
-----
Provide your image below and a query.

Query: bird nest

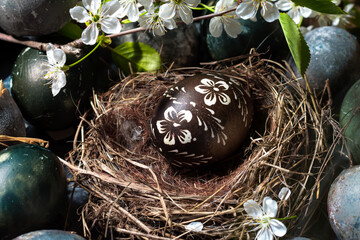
[63,53,339,239]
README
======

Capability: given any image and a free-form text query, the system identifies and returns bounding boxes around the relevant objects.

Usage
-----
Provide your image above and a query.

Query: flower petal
[178,130,192,144]
[101,0,122,17]
[178,110,193,123]
[164,18,177,30]
[204,93,217,106]
[200,78,214,87]
[178,5,193,24]
[261,2,279,22]
[81,23,99,45]
[275,0,292,11]
[46,44,66,67]
[184,0,200,7]
[164,106,177,121]
[215,81,229,90]
[209,17,223,38]
[69,6,91,23]
[278,187,291,201]
[156,120,168,134]
[159,3,176,20]
[46,43,56,65]
[269,219,287,237]
[52,71,66,96]
[139,0,154,10]
[185,222,203,232]
[223,18,242,38]
[287,8,301,24]
[83,0,101,13]
[164,131,175,145]
[52,49,66,66]
[244,199,263,219]
[236,1,258,20]
[100,17,122,34]
[262,197,278,218]
[255,226,273,240]
[218,93,231,105]
[301,7,312,18]
[127,2,140,22]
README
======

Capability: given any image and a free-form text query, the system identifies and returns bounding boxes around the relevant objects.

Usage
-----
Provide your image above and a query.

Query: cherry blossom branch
[0,6,237,54]
[107,6,237,39]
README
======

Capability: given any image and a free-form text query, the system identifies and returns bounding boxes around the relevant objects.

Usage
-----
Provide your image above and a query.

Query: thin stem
[199,3,215,12]
[68,37,103,68]
[107,6,237,39]
[276,215,297,221]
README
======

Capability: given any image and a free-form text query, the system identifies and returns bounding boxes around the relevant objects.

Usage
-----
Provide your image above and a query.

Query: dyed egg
[0,0,76,37]
[14,230,85,240]
[328,165,360,239]
[11,47,93,131]
[203,13,289,62]
[150,74,253,167]
[0,80,26,137]
[0,144,66,237]
[340,79,360,164]
[288,26,360,104]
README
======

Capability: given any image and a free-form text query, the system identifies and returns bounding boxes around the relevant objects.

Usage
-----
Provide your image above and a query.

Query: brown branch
[0,32,83,57]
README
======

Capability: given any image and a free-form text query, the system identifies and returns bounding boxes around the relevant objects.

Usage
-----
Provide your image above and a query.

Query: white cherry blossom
[235,0,280,23]
[159,0,201,24]
[209,0,242,38]
[244,197,287,240]
[139,7,177,36]
[69,0,122,45]
[276,0,312,24]
[43,44,67,96]
[118,0,153,22]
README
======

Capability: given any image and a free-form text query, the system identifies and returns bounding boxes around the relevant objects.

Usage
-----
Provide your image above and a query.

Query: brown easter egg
[150,73,253,167]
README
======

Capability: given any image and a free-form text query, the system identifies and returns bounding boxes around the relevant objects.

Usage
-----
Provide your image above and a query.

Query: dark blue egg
[328,165,360,239]
[13,229,85,240]
[203,14,289,61]
[0,0,76,37]
[288,26,360,104]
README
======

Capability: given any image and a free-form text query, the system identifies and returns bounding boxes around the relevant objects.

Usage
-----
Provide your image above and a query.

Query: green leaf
[292,0,345,14]
[110,42,161,75]
[57,22,82,40]
[279,13,310,76]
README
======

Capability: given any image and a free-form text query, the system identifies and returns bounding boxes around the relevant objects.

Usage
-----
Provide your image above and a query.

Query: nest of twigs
[64,52,339,239]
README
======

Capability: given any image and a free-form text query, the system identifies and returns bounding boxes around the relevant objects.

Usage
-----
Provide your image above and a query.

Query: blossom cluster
[68,0,353,44]
[44,0,351,96]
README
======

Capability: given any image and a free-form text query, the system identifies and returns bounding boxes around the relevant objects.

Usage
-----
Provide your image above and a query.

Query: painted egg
[288,26,360,106]
[328,165,360,239]
[340,79,360,164]
[150,74,253,167]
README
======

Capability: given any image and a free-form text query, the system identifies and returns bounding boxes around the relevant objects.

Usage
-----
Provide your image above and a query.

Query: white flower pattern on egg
[194,78,231,106]
[156,106,193,145]
[151,74,254,167]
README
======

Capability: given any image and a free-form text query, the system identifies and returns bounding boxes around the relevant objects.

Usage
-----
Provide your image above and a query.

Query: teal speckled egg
[328,165,360,239]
